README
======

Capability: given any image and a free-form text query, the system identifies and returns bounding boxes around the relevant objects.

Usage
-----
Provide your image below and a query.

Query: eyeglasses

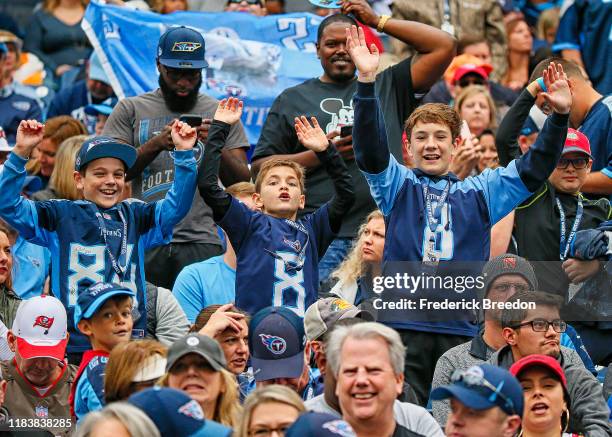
[490,282,530,293]
[161,65,201,81]
[458,77,486,88]
[512,318,567,333]
[451,369,516,415]
[249,425,290,436]
[556,157,589,170]
[228,0,263,5]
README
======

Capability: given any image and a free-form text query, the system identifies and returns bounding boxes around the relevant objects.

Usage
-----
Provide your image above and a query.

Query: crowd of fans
[0,0,610,435]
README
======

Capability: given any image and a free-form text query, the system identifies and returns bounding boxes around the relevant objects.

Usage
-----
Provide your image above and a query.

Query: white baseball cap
[0,127,10,152]
[12,295,68,361]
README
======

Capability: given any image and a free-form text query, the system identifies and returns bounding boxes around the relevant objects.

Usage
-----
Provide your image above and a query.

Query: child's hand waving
[171,120,197,151]
[14,120,44,159]
[213,97,244,125]
[295,116,329,153]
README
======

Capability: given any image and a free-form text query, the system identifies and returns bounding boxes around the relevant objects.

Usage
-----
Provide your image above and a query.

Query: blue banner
[82,1,324,145]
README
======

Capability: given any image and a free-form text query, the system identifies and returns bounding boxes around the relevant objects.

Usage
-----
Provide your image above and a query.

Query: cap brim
[167,350,224,373]
[251,352,304,382]
[85,104,113,116]
[76,289,135,328]
[78,142,137,171]
[158,58,208,69]
[16,337,67,361]
[308,0,342,8]
[562,147,591,158]
[430,385,494,411]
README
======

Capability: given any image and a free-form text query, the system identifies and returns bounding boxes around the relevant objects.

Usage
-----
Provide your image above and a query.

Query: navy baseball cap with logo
[286,412,356,437]
[249,306,307,382]
[158,26,208,69]
[431,364,524,417]
[74,282,135,328]
[75,136,137,172]
[129,387,232,437]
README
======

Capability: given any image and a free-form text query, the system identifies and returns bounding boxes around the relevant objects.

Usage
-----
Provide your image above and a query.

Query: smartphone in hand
[179,114,203,128]
[340,125,353,137]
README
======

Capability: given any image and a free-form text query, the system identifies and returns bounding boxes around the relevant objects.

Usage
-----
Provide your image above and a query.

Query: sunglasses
[458,77,486,88]
[451,369,517,415]
[227,0,264,5]
[556,157,589,170]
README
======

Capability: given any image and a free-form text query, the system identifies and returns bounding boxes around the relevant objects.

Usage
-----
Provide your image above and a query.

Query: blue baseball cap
[157,26,208,69]
[88,51,110,85]
[85,97,118,117]
[75,136,137,172]
[309,0,342,8]
[431,364,524,417]
[520,116,540,136]
[128,387,232,437]
[286,412,356,437]
[74,282,135,328]
[249,306,307,382]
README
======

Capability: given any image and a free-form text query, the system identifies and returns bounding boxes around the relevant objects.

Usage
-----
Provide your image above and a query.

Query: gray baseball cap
[304,297,374,341]
[166,334,227,372]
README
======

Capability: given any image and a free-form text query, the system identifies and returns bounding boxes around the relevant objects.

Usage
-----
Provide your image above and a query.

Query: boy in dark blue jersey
[0,119,197,359]
[199,98,354,317]
[346,25,573,405]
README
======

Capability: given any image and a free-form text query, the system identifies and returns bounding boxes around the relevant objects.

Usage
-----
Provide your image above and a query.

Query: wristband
[377,15,391,32]
[536,77,547,93]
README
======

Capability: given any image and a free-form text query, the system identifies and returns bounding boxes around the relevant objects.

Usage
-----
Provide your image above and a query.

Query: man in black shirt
[251,0,456,282]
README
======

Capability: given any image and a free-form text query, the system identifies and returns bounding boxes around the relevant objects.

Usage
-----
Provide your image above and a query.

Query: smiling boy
[198,98,354,317]
[347,25,572,404]
[0,119,197,360]
[69,282,135,421]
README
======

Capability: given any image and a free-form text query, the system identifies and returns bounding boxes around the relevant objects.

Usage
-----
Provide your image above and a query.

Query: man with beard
[104,26,250,289]
[251,0,456,282]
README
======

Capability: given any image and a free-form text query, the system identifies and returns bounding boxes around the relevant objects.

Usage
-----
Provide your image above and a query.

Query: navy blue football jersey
[219,197,335,317]
[0,151,197,352]
[553,0,612,95]
[579,95,612,181]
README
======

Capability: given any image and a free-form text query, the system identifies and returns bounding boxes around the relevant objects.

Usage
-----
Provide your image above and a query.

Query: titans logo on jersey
[219,197,335,318]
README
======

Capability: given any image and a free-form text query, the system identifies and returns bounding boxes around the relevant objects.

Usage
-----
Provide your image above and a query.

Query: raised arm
[197,98,244,221]
[0,120,47,240]
[342,0,456,92]
[294,116,354,233]
[154,120,198,238]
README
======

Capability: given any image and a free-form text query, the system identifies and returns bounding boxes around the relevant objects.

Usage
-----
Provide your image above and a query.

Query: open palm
[540,63,572,114]
[295,116,328,152]
[214,97,244,125]
[346,25,379,78]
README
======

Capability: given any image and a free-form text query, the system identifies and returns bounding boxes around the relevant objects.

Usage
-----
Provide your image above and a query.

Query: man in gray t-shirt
[104,26,250,289]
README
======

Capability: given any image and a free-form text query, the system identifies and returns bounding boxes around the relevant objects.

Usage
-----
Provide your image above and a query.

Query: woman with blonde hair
[24,0,91,81]
[237,385,305,437]
[323,210,385,304]
[32,134,87,201]
[159,334,242,428]
[104,340,167,403]
[75,402,161,437]
[455,85,497,137]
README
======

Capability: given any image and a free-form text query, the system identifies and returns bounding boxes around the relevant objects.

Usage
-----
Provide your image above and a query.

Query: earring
[562,409,570,433]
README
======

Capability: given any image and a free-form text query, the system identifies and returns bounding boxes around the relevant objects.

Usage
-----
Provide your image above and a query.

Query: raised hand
[345,25,379,82]
[198,303,246,338]
[171,120,197,151]
[214,97,244,125]
[14,120,44,159]
[295,116,329,152]
[540,62,572,115]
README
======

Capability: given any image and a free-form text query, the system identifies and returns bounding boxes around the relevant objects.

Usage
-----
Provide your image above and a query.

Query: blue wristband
[536,77,547,92]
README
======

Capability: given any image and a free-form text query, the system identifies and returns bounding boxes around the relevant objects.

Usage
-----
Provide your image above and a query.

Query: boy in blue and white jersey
[0,119,197,359]
[346,25,572,404]
[198,98,354,317]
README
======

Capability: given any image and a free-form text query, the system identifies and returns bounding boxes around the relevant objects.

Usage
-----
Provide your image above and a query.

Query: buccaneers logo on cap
[172,42,201,52]
[33,316,54,334]
[502,257,516,269]
[260,334,287,355]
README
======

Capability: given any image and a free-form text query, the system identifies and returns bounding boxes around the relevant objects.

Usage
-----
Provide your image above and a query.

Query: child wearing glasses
[494,75,611,319]
[198,97,354,317]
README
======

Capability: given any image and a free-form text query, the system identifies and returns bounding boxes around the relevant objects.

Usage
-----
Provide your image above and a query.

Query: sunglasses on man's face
[227,0,263,5]
[458,77,486,88]
[556,157,589,170]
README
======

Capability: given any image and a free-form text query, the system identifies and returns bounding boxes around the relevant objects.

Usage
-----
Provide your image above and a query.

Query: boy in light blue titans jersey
[0,119,197,358]
[198,98,354,318]
[346,25,573,405]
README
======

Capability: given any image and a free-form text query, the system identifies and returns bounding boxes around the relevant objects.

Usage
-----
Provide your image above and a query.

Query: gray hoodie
[489,346,612,437]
